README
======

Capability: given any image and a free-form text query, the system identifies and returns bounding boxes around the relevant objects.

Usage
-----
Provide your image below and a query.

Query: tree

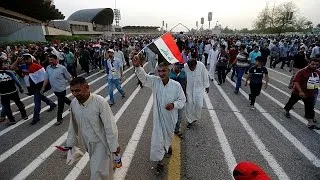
[254,1,311,34]
[317,24,320,28]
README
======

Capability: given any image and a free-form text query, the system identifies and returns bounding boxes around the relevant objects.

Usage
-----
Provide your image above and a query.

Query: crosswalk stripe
[214,79,290,179]
[12,132,68,180]
[0,71,106,137]
[1,71,94,110]
[0,66,137,163]
[113,96,153,180]
[204,93,237,176]
[267,68,291,78]
[262,80,320,114]
[65,82,144,180]
[10,71,103,117]
[226,77,320,167]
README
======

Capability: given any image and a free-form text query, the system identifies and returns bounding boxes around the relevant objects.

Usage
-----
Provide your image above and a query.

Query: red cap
[233,161,271,180]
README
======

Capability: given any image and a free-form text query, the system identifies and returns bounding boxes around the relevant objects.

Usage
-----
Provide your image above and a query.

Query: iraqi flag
[145,33,183,64]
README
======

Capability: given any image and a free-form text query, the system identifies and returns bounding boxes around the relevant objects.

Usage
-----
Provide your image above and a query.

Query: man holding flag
[132,32,186,174]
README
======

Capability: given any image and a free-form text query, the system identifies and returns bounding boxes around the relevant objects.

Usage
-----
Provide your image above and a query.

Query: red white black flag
[145,32,183,64]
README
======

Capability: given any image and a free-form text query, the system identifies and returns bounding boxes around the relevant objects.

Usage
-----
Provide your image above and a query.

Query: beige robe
[66,93,119,180]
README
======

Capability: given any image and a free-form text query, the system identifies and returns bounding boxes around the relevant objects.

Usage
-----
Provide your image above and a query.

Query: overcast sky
[54,0,320,31]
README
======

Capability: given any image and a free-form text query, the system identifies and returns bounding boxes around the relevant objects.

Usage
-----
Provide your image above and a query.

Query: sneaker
[186,123,192,129]
[308,125,320,130]
[47,104,57,112]
[30,119,39,125]
[234,90,239,95]
[0,117,7,122]
[6,121,17,126]
[108,102,114,106]
[167,146,172,156]
[174,131,183,138]
[285,111,291,118]
[122,93,126,98]
[55,121,62,126]
[250,105,255,110]
[21,115,28,120]
[155,163,164,175]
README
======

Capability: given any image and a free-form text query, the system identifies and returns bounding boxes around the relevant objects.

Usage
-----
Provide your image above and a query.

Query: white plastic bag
[66,146,84,165]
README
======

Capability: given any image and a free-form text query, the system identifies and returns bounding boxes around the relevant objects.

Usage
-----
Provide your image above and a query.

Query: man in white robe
[208,45,219,81]
[132,55,186,174]
[66,77,120,180]
[144,47,157,74]
[184,56,210,128]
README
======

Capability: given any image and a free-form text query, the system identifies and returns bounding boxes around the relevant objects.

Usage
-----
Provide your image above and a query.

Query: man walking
[22,54,56,125]
[67,77,120,180]
[0,59,28,125]
[133,55,186,174]
[284,58,320,130]
[184,53,210,128]
[106,49,125,106]
[41,54,72,126]
[169,62,186,137]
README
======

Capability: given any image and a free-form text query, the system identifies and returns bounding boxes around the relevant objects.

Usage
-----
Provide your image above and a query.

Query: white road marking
[204,93,237,176]
[226,77,320,167]
[214,79,290,179]
[0,66,138,163]
[262,80,320,114]
[12,132,68,180]
[1,71,93,110]
[113,96,153,180]
[267,68,291,78]
[0,71,107,137]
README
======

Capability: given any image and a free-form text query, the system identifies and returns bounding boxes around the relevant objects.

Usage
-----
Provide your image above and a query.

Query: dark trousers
[54,90,71,121]
[67,63,77,77]
[1,92,26,122]
[249,83,262,106]
[269,56,279,67]
[217,66,227,84]
[125,56,130,67]
[272,57,287,68]
[204,53,209,66]
[284,93,315,119]
[33,91,55,121]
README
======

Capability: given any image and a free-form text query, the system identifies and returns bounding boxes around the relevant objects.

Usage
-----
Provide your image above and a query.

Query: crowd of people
[1,32,320,179]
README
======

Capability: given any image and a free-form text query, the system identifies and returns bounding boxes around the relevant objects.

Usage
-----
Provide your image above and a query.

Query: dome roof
[68,8,114,25]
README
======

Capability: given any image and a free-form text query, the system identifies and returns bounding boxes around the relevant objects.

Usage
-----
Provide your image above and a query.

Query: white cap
[108,49,115,53]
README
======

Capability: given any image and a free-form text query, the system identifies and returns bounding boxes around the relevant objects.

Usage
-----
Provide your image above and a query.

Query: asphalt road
[0,62,320,180]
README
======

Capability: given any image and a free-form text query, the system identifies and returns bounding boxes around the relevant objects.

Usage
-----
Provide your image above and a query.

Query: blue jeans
[108,79,125,104]
[33,91,55,120]
[175,108,183,132]
[235,67,247,92]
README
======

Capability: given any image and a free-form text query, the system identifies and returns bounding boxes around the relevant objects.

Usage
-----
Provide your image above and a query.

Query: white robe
[135,67,186,161]
[66,93,119,180]
[208,49,219,80]
[145,47,158,74]
[184,62,210,123]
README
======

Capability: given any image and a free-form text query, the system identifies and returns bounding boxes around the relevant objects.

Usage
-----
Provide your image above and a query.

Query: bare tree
[254,1,310,34]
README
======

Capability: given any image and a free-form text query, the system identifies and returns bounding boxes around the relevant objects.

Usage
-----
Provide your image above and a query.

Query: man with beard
[184,53,210,128]
[284,58,320,130]
[67,77,120,180]
[133,55,186,174]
